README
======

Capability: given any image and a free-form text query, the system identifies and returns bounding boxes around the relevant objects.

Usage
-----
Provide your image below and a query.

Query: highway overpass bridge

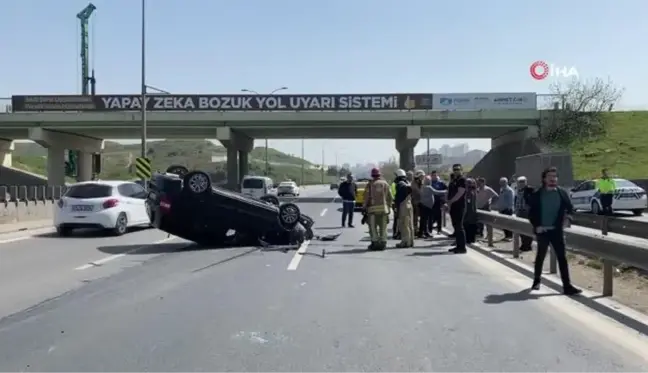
[0,92,559,188]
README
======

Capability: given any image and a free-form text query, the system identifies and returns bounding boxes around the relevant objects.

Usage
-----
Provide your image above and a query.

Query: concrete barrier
[0,185,66,225]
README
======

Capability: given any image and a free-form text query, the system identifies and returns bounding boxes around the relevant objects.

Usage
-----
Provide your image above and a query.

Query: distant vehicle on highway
[277,181,300,197]
[241,176,274,199]
[54,180,151,236]
[570,178,647,216]
[354,178,371,207]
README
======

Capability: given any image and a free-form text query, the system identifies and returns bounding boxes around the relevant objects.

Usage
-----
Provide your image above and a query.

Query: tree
[541,77,624,147]
[326,166,338,176]
[380,161,399,180]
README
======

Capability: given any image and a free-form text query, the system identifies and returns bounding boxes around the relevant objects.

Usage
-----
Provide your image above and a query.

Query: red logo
[530,60,549,80]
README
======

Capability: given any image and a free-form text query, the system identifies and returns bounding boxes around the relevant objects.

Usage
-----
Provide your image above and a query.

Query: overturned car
[146,165,317,247]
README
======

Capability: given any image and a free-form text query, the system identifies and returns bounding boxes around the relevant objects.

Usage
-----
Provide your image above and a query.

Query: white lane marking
[0,236,34,245]
[464,250,648,362]
[287,240,310,271]
[75,236,177,270]
[320,208,328,217]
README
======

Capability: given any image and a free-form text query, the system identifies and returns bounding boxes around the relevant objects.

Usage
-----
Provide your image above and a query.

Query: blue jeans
[342,201,355,226]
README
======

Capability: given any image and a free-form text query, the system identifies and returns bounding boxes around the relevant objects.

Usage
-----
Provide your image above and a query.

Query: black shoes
[531,280,582,295]
[448,247,467,254]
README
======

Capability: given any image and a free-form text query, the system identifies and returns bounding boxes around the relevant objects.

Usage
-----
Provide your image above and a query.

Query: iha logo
[529,60,579,80]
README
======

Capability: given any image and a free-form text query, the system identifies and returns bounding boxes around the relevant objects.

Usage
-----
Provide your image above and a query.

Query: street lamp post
[240,87,288,176]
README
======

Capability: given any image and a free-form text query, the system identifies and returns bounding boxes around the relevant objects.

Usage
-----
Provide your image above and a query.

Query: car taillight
[159,196,171,213]
[103,199,119,209]
[57,199,64,208]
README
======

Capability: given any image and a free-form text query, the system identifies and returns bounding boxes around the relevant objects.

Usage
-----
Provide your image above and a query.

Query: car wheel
[591,200,601,215]
[166,165,189,177]
[260,195,280,206]
[278,203,301,230]
[112,213,128,236]
[184,171,212,194]
[56,226,73,237]
[632,209,644,216]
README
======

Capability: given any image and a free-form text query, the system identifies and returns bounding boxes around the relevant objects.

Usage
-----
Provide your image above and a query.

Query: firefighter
[363,168,392,250]
[394,169,414,248]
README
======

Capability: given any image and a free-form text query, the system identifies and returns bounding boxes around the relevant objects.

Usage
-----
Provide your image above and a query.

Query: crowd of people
[339,164,583,296]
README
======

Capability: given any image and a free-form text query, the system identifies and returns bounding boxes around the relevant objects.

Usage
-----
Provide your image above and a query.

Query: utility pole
[426,137,431,173]
[140,0,147,164]
[240,87,288,176]
[301,139,305,185]
[321,146,325,184]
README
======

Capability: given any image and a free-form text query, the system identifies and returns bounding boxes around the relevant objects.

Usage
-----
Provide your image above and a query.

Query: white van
[241,176,274,199]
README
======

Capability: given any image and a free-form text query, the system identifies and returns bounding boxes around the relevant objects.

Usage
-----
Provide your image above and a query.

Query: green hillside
[570,111,648,179]
[12,140,333,184]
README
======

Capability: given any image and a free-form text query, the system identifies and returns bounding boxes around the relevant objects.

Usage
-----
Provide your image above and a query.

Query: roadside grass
[571,111,648,180]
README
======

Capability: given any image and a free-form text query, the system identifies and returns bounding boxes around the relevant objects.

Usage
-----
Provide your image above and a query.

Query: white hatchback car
[54,180,151,236]
[569,178,647,216]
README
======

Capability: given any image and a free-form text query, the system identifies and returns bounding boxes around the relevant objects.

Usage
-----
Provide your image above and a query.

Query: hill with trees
[11,140,335,184]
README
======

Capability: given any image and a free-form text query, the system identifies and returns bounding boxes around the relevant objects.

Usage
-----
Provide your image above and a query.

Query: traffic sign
[415,154,443,165]
[135,157,152,180]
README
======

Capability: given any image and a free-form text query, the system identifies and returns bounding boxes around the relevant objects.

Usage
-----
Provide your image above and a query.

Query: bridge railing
[477,210,648,297]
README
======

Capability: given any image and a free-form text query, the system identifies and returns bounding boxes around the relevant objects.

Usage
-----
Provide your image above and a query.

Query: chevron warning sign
[135,157,152,180]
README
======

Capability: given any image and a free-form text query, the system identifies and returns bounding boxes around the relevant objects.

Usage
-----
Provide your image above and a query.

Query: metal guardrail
[571,213,648,239]
[477,210,648,297]
[0,185,67,202]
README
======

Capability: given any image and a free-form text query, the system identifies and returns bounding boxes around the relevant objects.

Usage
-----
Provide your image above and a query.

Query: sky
[1,0,646,165]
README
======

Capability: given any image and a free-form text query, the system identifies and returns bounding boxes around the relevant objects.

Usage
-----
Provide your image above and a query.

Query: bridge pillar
[0,139,14,167]
[46,147,66,186]
[77,152,93,182]
[29,129,103,185]
[217,127,254,190]
[491,126,539,148]
[395,126,421,171]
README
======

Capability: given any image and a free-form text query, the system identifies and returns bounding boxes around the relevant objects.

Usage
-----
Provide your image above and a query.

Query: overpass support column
[77,152,93,182]
[46,147,66,186]
[395,126,421,171]
[0,139,14,167]
[490,126,539,148]
[29,129,103,186]
[217,127,254,190]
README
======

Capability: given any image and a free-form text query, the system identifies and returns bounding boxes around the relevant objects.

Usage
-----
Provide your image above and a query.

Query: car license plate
[71,205,93,212]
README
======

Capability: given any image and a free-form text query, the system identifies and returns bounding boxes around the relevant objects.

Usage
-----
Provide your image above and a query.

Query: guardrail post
[602,260,614,296]
[512,232,520,258]
[486,225,494,247]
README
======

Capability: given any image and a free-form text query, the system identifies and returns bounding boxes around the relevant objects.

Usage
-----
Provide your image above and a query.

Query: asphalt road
[0,192,648,371]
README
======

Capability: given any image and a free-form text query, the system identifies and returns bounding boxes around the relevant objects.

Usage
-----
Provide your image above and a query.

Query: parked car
[55,180,151,236]
[570,178,647,216]
[146,166,313,246]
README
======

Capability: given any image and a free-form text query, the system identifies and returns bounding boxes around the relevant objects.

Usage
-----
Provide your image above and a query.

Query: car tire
[56,226,73,237]
[166,165,189,177]
[184,171,212,195]
[591,200,601,215]
[112,213,128,236]
[260,195,280,206]
[632,209,644,216]
[278,203,301,230]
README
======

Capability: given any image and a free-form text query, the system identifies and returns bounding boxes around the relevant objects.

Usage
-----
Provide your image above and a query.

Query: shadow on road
[483,289,560,304]
[34,226,151,239]
[96,242,201,255]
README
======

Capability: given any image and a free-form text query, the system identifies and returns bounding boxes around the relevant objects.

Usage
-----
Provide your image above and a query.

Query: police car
[569,178,647,216]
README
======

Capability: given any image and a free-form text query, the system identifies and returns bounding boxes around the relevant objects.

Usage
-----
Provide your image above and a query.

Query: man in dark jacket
[338,173,357,228]
[429,171,447,235]
[527,167,582,296]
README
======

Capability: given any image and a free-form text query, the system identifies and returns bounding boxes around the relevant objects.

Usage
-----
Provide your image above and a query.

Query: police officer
[444,164,467,254]
[596,168,616,215]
